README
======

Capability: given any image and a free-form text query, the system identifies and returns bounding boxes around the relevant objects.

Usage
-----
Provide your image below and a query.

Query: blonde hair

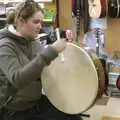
[6,9,15,25]
[14,0,44,25]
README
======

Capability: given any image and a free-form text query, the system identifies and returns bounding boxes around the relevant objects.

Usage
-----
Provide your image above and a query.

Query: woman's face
[19,11,43,39]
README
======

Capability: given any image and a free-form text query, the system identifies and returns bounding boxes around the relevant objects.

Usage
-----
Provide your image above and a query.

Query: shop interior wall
[105,18,120,55]
[58,0,120,55]
[58,0,72,30]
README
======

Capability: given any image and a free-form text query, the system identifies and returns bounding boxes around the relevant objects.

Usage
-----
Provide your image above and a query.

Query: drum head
[41,43,98,114]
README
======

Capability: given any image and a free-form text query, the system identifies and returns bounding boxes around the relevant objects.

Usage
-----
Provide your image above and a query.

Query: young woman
[0,0,82,120]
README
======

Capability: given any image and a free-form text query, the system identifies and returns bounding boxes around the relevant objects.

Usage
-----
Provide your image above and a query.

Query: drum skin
[41,43,105,114]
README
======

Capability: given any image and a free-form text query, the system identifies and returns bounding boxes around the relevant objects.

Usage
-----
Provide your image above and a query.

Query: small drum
[41,43,105,114]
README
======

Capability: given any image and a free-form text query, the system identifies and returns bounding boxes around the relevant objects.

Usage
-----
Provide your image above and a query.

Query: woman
[0,0,82,120]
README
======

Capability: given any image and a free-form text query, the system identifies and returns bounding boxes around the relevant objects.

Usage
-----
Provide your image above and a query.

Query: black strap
[75,0,81,41]
[83,0,89,33]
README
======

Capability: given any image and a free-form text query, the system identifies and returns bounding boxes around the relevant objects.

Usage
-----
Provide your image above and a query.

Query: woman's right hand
[51,29,73,53]
[51,38,67,53]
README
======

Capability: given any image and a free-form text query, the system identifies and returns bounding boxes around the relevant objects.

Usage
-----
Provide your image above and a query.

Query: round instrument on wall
[99,0,108,18]
[88,0,102,19]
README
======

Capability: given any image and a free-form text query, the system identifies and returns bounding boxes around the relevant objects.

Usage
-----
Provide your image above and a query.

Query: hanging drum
[41,43,105,114]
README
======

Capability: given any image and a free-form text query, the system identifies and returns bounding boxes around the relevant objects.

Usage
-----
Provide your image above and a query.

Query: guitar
[75,0,81,41]
[95,28,101,57]
[88,0,102,19]
[83,0,89,33]
[117,0,120,17]
[108,0,118,18]
[99,0,108,18]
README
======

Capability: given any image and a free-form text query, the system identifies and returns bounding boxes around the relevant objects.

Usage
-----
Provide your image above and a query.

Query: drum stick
[55,28,65,62]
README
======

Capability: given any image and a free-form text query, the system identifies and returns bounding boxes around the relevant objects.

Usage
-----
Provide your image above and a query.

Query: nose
[37,22,42,30]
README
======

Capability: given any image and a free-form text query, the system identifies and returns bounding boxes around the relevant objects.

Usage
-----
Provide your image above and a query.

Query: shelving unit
[107,72,120,97]
[108,85,120,97]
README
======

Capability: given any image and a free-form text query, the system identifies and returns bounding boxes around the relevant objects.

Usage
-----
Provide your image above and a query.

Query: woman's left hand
[66,29,73,42]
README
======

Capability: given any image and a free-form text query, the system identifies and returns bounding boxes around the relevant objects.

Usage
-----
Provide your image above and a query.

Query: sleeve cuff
[39,45,58,65]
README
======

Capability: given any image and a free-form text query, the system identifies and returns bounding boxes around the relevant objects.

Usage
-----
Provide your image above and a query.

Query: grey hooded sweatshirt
[0,27,58,110]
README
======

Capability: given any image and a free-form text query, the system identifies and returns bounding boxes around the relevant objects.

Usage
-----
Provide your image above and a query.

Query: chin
[34,33,38,38]
[32,33,38,38]
[27,35,36,40]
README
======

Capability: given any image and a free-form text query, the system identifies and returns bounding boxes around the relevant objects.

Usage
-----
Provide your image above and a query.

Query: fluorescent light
[34,0,53,2]
[38,3,44,8]
[1,0,53,3]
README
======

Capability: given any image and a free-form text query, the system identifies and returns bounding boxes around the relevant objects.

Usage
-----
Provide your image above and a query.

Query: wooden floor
[82,96,120,120]
[101,116,120,120]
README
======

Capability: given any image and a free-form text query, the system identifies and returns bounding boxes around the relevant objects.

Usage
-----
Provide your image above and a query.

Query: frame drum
[41,43,105,114]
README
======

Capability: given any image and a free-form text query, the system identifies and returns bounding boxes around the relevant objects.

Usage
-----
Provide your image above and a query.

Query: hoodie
[0,27,58,110]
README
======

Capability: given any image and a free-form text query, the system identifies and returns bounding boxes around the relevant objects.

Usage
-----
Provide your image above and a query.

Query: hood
[0,27,10,39]
[0,27,32,45]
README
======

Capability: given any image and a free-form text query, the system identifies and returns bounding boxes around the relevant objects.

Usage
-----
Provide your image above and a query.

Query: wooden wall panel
[105,18,120,55]
[58,0,72,29]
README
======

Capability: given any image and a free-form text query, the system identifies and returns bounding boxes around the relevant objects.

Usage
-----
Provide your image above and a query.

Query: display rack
[107,72,120,97]
[107,85,120,97]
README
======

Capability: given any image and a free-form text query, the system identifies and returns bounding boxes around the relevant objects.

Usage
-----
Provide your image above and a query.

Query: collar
[7,25,32,45]
[8,25,22,37]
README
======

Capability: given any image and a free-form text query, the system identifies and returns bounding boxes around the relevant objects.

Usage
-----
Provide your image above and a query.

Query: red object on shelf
[116,75,120,89]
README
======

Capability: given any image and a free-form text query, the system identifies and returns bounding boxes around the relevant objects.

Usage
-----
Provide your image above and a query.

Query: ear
[18,17,26,26]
